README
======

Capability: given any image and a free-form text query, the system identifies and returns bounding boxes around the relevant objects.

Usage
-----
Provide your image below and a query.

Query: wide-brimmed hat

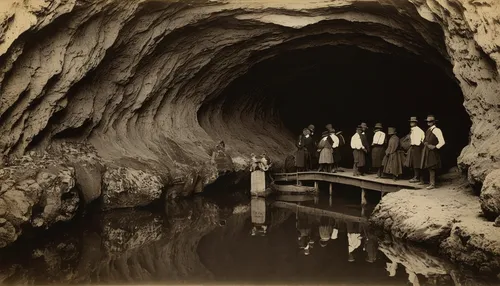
[388,127,396,135]
[408,116,418,122]
[425,115,438,122]
[374,123,383,129]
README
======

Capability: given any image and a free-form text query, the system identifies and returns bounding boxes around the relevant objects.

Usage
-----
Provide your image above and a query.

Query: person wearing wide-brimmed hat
[371,123,386,178]
[360,122,372,173]
[382,127,404,180]
[295,128,312,172]
[351,125,367,176]
[326,124,341,172]
[317,131,334,172]
[421,115,446,189]
[405,117,425,183]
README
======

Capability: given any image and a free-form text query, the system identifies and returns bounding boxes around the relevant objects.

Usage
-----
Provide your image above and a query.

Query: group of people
[296,211,377,263]
[295,115,445,189]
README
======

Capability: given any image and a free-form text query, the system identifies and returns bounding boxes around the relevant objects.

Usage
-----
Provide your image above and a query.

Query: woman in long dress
[317,131,334,172]
[382,127,404,180]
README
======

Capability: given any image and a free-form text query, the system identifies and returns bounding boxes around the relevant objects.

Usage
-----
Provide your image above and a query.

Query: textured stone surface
[0,0,500,245]
[0,0,498,188]
[101,166,163,210]
[480,169,500,219]
[0,152,79,248]
[371,182,500,275]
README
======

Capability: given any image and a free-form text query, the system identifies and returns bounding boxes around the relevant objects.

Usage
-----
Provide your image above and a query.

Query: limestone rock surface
[0,152,79,248]
[102,166,163,210]
[480,169,500,219]
[371,184,500,276]
[0,0,500,246]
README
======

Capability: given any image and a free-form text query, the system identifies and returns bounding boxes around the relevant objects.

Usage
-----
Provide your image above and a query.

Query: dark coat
[295,134,310,168]
[382,135,404,176]
[421,128,442,170]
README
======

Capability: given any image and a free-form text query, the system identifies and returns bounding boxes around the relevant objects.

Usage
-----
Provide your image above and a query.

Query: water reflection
[0,195,496,285]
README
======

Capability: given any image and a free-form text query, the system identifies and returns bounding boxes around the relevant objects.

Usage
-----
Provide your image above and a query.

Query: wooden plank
[273,170,419,192]
[272,201,367,223]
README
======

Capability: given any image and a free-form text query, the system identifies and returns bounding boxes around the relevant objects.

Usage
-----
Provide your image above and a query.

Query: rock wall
[0,0,499,244]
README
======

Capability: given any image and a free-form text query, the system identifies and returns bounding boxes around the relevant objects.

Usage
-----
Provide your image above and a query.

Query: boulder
[0,154,79,248]
[101,166,163,210]
[480,169,500,220]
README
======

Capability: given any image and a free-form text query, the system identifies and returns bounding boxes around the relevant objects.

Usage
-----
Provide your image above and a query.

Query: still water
[0,187,496,285]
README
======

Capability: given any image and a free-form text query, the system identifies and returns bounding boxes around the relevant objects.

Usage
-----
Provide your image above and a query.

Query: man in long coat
[405,117,425,183]
[361,122,372,173]
[420,115,446,189]
[382,127,404,180]
[371,123,386,178]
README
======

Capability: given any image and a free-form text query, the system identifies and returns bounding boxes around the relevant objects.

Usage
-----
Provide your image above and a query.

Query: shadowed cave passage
[206,45,471,171]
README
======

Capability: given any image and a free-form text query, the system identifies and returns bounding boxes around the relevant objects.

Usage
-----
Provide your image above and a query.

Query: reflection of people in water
[363,225,378,263]
[296,208,312,255]
[319,217,334,247]
[346,221,362,262]
[251,198,269,236]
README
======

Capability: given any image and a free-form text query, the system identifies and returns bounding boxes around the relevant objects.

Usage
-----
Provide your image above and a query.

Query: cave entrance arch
[204,45,471,172]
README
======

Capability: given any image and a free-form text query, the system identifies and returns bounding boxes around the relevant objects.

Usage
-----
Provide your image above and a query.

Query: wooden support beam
[361,188,367,206]
[329,183,333,196]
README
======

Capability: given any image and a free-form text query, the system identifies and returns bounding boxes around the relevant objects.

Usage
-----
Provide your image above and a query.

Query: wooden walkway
[272,201,368,223]
[272,169,421,193]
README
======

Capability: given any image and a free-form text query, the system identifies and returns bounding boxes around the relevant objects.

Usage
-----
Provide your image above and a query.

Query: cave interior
[213,45,471,171]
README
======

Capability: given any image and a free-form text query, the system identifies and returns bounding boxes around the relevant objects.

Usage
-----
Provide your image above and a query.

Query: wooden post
[329,196,333,207]
[361,188,367,206]
[329,183,333,196]
[314,181,319,192]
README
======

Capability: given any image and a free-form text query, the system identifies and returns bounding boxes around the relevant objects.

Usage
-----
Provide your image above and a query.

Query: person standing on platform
[351,126,367,176]
[295,128,311,172]
[360,122,372,173]
[382,127,404,181]
[307,124,318,170]
[421,115,446,189]
[405,117,425,183]
[371,123,386,178]
[317,131,334,172]
[326,124,341,172]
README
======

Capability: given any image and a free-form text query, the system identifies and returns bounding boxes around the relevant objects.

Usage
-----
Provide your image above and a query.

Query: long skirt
[404,145,423,168]
[353,149,366,167]
[295,148,307,168]
[421,147,441,170]
[371,145,385,168]
[382,151,404,176]
[319,148,334,164]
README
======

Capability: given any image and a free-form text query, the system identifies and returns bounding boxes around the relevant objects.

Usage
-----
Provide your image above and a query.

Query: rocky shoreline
[370,177,500,278]
[0,141,243,249]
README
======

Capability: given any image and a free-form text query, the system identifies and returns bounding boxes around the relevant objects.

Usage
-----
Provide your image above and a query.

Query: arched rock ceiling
[0,0,499,187]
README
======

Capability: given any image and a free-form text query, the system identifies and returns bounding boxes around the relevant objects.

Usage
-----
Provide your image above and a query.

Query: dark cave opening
[215,45,471,172]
